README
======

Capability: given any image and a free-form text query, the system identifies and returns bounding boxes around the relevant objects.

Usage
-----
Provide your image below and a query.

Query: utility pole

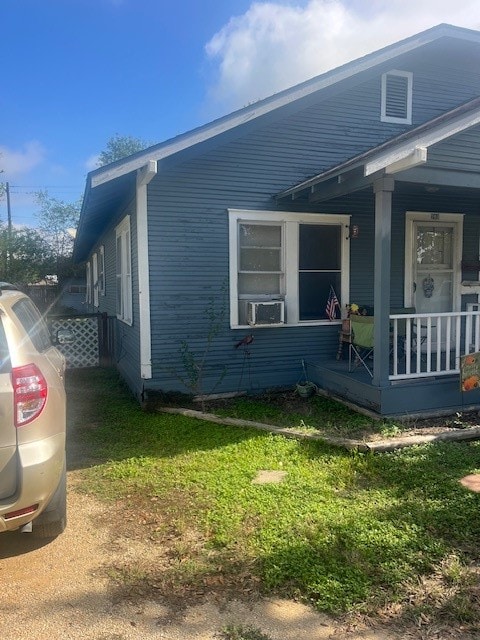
[5,182,12,280]
[6,182,12,233]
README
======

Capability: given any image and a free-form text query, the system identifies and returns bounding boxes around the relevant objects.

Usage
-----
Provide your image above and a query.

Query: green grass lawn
[69,368,480,628]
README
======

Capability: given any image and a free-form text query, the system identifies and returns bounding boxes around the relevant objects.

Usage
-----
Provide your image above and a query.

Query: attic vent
[381,70,413,124]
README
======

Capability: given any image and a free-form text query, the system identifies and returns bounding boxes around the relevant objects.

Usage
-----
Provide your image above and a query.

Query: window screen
[299,224,341,321]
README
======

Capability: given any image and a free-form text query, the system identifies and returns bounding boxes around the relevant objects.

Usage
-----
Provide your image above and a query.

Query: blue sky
[1,0,479,227]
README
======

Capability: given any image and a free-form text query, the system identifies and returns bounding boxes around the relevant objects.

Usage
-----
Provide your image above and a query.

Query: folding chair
[349,316,374,377]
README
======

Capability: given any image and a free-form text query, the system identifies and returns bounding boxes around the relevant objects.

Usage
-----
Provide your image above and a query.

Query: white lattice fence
[50,316,100,368]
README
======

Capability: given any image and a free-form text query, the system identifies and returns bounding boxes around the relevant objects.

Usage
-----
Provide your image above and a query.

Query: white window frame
[116,215,133,325]
[98,245,105,296]
[85,261,92,305]
[228,209,350,328]
[92,252,99,308]
[381,70,413,125]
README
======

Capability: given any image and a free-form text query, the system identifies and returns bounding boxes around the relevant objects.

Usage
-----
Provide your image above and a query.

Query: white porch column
[373,176,395,387]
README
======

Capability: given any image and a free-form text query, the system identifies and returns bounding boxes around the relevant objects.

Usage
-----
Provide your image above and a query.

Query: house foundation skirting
[310,360,480,418]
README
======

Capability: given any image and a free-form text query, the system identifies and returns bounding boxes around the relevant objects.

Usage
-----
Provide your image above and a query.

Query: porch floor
[307,355,480,419]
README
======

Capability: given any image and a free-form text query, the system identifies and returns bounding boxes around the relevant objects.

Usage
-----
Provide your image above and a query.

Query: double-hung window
[91,246,105,308]
[229,210,350,327]
[92,252,99,307]
[116,216,132,324]
[85,261,92,306]
[98,245,105,296]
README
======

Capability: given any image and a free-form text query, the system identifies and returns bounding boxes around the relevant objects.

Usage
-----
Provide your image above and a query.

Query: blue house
[74,23,480,417]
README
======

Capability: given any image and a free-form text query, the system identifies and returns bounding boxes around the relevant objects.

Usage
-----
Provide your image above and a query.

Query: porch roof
[276,96,480,204]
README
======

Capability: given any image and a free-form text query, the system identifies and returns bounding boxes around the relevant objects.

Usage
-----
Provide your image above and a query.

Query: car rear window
[0,317,11,373]
[12,298,52,353]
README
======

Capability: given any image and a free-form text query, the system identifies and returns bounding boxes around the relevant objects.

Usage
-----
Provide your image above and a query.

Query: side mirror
[56,328,75,345]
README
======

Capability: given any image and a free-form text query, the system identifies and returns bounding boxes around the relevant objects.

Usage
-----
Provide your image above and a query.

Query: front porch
[274,99,480,418]
[308,310,480,417]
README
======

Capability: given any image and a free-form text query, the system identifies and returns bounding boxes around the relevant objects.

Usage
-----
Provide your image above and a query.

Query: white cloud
[205,0,480,112]
[0,141,46,179]
[85,154,100,171]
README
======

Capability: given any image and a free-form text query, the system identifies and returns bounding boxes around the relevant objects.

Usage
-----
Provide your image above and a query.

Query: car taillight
[12,364,48,427]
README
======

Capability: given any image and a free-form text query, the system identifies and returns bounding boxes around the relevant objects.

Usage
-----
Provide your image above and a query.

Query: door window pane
[416,227,453,268]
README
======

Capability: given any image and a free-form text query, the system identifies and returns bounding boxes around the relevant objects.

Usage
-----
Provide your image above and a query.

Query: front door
[413,222,455,315]
[405,212,463,350]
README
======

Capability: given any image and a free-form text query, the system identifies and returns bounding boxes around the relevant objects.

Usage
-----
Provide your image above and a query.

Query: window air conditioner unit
[247,301,285,326]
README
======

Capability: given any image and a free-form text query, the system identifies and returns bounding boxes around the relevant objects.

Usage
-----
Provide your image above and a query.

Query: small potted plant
[296,380,317,398]
[295,359,317,398]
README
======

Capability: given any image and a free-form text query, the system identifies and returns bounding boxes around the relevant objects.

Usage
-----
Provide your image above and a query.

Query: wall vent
[381,70,413,124]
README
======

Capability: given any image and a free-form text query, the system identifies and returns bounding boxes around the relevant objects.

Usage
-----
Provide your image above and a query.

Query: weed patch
[216,625,274,640]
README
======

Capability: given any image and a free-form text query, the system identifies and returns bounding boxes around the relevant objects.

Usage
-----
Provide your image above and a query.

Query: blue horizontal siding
[90,38,480,399]
[145,46,480,395]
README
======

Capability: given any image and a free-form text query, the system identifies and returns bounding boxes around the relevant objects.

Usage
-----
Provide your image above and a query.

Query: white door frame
[404,211,464,312]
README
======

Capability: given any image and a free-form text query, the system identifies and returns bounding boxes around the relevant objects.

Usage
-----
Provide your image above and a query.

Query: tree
[97,134,150,167]
[0,224,51,285]
[34,191,81,279]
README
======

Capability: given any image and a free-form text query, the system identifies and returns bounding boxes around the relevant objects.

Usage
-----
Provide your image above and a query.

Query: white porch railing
[390,310,480,381]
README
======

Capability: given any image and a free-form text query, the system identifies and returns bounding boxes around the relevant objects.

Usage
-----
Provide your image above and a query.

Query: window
[381,70,413,124]
[91,246,105,308]
[116,216,132,324]
[85,261,92,305]
[98,245,105,296]
[229,210,350,327]
[92,252,99,307]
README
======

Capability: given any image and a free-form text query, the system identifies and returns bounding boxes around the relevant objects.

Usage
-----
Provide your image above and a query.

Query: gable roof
[89,23,480,189]
[74,23,480,262]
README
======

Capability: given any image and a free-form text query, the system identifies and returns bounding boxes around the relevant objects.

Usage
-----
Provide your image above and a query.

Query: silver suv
[0,284,67,538]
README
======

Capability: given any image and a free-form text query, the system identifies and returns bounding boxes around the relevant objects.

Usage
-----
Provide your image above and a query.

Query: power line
[9,185,82,190]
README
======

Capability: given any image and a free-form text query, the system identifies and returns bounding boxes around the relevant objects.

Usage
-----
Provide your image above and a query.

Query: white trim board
[136,162,157,379]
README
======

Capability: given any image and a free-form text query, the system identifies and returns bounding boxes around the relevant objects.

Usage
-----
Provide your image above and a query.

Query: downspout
[136,160,157,379]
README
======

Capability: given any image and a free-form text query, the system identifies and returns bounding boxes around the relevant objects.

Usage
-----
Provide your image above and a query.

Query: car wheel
[32,461,67,539]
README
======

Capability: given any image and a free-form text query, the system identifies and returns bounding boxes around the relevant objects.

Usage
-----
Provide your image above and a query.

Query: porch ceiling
[276,96,480,205]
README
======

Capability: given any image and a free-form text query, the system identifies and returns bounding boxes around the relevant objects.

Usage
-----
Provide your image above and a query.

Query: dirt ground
[0,479,395,640]
[0,405,477,640]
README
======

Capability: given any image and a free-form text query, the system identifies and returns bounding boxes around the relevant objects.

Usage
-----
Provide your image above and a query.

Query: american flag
[325,286,340,321]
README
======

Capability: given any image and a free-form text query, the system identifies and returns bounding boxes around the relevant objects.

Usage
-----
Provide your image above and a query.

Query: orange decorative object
[462,375,479,391]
